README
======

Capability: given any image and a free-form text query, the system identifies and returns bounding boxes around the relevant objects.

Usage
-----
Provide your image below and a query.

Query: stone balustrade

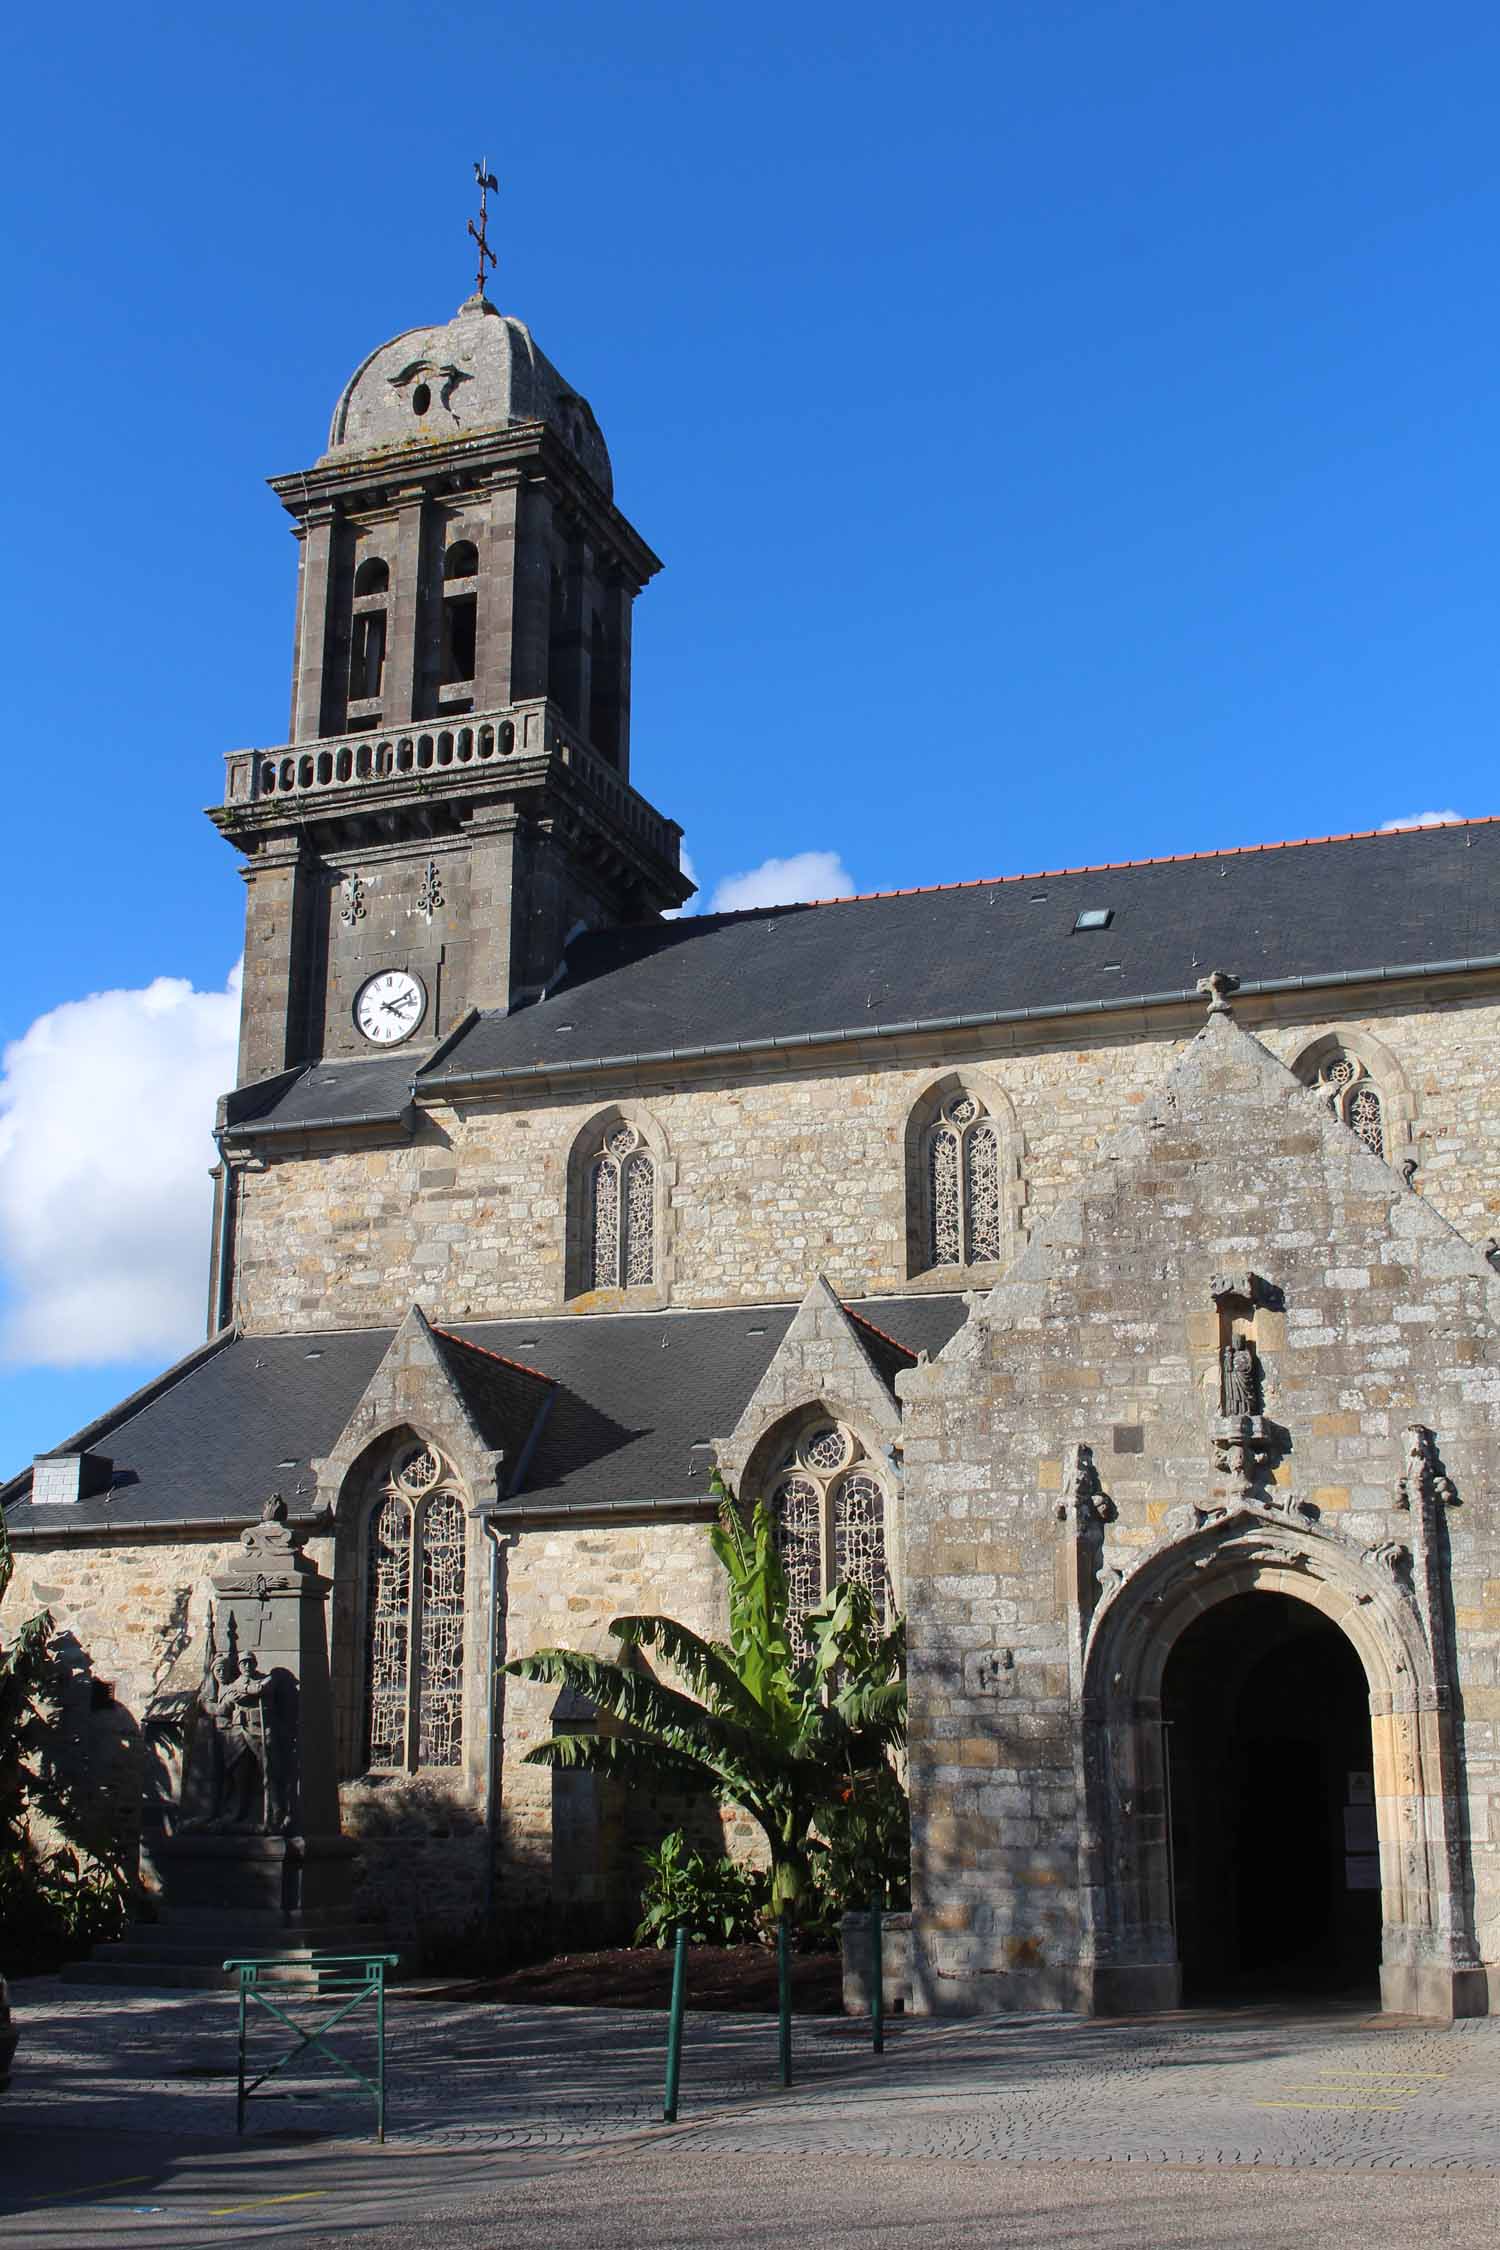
[222,700,679,866]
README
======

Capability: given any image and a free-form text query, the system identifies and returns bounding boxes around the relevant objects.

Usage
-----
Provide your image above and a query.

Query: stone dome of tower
[323,295,613,496]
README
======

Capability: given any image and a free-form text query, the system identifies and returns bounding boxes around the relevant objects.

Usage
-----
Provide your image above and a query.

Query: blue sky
[2,1,1496,1477]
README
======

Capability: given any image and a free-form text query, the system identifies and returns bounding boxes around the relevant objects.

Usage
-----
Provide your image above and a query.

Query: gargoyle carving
[1364,1539,1412,1580]
[1213,1418,1279,1498]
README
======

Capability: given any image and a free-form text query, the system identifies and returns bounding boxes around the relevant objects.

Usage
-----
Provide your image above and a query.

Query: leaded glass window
[965,1122,1001,1262]
[924,1093,1006,1269]
[588,1123,655,1289]
[417,1493,465,1767]
[362,1441,467,1772]
[364,1494,411,1770]
[773,1474,821,1647]
[1314,1052,1385,1160]
[769,1418,890,1656]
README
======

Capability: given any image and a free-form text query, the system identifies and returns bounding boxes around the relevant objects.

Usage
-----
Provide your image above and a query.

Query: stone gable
[898,1010,1500,2017]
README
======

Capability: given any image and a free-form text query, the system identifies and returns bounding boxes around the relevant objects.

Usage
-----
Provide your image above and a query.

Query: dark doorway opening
[1162,1590,1381,2004]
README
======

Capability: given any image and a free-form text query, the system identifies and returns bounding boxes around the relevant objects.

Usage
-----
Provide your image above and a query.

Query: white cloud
[1378,810,1465,831]
[709,850,857,914]
[0,966,241,1368]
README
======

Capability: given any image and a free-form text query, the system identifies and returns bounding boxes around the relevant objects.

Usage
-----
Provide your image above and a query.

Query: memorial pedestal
[72,1496,392,1988]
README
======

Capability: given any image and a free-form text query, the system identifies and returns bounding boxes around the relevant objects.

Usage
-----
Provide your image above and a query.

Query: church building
[4,260,1499,2018]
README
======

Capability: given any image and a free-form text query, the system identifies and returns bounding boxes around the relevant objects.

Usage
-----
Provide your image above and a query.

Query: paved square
[3,1981,1497,2245]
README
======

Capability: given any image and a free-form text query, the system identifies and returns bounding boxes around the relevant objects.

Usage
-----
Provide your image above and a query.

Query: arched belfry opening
[1162,1591,1381,2002]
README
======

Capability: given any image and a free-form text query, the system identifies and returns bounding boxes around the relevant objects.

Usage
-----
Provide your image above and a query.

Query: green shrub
[633,1829,768,1947]
[509,1493,908,1926]
[807,1765,911,1937]
[0,1841,132,1963]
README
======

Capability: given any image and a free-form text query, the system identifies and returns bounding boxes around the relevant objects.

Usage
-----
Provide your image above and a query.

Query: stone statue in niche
[1209,1274,1281,1496]
[1220,1335,1262,1419]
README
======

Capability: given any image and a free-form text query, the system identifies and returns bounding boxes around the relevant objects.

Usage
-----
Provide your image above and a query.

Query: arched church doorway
[1162,1591,1382,2003]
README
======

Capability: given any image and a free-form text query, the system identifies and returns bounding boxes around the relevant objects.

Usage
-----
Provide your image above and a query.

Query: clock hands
[356,973,424,1043]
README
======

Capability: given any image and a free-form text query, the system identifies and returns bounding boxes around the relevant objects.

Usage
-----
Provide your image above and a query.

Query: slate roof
[2,1296,968,1539]
[845,1307,921,1399]
[224,1054,416,1133]
[232,818,1500,1134]
[427,1327,556,1453]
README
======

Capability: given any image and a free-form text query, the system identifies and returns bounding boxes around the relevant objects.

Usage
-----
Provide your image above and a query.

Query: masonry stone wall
[229,992,1500,1337]
[898,1013,1500,2018]
[2,1511,738,1951]
[0,1532,331,1889]
[494,1516,754,1933]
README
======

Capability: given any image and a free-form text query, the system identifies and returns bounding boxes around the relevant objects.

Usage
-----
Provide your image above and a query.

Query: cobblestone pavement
[2,1981,1499,2245]
[5,1979,1499,2169]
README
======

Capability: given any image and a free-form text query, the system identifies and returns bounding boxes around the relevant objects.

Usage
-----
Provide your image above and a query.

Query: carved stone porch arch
[1077,1511,1484,2020]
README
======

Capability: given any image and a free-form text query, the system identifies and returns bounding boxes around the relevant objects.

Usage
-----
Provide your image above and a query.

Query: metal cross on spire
[468,158,499,301]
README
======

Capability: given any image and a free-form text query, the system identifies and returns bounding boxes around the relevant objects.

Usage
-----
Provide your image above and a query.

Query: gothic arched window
[925,1092,1003,1268]
[362,1440,467,1772]
[589,1122,656,1290]
[1313,1050,1385,1159]
[767,1417,891,1656]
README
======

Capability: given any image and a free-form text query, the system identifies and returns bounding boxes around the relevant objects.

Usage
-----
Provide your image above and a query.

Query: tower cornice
[268,422,662,591]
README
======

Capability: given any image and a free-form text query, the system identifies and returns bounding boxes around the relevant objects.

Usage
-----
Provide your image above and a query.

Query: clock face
[354,969,427,1046]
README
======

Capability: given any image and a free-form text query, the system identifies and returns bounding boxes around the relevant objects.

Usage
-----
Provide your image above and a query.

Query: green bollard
[777,1916,792,2087]
[663,1924,688,2121]
[870,1892,884,2054]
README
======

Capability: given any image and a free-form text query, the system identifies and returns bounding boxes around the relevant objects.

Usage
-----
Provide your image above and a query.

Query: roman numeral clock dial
[353,969,427,1046]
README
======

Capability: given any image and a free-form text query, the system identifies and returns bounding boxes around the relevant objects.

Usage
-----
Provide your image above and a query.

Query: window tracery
[362,1440,467,1772]
[767,1418,890,1656]
[588,1122,656,1289]
[1312,1051,1385,1159]
[925,1092,1003,1268]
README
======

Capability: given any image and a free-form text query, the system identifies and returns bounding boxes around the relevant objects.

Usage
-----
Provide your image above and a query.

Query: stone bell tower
[210,239,691,1087]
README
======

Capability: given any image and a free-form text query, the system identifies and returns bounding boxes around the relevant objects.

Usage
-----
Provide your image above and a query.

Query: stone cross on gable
[1197,968,1240,1017]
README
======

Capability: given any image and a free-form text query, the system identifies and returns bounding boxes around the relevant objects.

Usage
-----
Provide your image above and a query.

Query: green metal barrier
[224,1953,399,2142]
[662,1925,688,2121]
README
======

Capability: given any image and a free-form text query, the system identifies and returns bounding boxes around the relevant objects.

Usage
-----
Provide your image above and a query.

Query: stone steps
[63,1915,404,1990]
[63,1961,244,1991]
